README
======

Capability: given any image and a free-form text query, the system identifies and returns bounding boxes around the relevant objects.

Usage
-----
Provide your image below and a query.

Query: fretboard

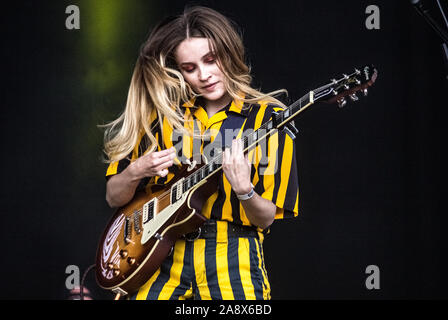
[181,91,315,194]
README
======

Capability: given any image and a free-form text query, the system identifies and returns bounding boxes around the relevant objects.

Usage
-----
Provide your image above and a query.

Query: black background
[1,0,447,299]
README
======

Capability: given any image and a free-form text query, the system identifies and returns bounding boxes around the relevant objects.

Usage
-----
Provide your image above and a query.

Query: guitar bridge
[133,210,141,234]
[124,217,132,244]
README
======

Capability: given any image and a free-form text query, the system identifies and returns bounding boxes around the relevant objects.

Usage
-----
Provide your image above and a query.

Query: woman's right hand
[128,147,177,180]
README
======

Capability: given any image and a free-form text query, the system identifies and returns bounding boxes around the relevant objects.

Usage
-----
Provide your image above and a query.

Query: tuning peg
[362,88,368,96]
[354,68,361,75]
[332,90,338,96]
[283,122,299,140]
[337,97,347,108]
[349,93,359,101]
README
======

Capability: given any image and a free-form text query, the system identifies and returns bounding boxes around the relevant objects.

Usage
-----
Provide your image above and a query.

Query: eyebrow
[179,51,215,66]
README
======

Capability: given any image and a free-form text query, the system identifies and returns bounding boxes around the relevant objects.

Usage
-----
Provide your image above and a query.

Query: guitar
[95,65,378,296]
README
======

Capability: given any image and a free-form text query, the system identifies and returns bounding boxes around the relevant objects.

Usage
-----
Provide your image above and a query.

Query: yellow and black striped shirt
[106,96,299,227]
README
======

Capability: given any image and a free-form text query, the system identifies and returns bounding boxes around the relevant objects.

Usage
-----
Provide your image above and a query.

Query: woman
[103,6,299,300]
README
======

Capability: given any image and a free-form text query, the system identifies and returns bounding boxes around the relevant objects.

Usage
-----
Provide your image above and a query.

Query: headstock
[270,65,378,136]
[314,65,378,108]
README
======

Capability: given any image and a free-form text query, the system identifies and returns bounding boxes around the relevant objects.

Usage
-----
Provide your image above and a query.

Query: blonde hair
[101,6,287,163]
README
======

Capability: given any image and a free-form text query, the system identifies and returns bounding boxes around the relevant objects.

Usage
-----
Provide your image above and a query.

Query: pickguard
[140,189,189,245]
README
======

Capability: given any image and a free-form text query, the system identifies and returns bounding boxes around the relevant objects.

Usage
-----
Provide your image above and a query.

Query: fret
[200,167,205,179]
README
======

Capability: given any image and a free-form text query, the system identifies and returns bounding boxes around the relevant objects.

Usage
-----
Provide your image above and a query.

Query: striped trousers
[132,221,271,300]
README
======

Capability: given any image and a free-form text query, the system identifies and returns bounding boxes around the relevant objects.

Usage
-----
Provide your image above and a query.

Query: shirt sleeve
[253,107,299,219]
[105,154,131,180]
[105,109,159,189]
[105,135,161,195]
[104,113,179,190]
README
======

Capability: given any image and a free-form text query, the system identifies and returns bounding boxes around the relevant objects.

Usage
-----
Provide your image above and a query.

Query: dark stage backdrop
[1,0,447,299]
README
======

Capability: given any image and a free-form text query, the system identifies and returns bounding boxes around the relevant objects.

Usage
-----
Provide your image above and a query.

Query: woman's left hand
[222,138,252,195]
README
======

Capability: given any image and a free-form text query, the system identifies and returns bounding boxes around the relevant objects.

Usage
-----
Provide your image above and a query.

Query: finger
[223,147,230,165]
[152,159,173,173]
[231,139,238,160]
[232,139,243,161]
[158,168,169,177]
[237,139,244,158]
[149,152,176,168]
[151,147,176,159]
[245,153,251,167]
[225,147,233,167]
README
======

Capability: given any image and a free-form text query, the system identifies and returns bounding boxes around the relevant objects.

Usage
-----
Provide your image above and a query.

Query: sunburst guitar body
[96,160,217,296]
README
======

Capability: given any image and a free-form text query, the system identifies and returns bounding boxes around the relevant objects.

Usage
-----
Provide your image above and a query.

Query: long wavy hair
[102,6,287,163]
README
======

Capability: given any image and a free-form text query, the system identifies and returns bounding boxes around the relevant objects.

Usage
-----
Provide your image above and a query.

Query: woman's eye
[183,67,195,73]
[205,57,215,63]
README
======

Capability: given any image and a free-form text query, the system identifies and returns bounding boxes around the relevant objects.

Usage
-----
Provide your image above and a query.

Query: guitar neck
[180,91,315,194]
[180,64,378,193]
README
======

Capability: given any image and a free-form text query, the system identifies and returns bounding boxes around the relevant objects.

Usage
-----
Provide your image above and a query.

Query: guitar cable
[79,263,96,300]
[78,264,122,300]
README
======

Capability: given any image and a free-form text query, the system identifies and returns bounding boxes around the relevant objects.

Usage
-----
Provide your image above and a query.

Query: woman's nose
[198,65,211,81]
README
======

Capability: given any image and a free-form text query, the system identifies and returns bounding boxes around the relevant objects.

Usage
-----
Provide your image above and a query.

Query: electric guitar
[95,65,378,296]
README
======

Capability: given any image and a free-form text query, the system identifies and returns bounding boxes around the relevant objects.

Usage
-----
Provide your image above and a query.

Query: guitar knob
[119,250,128,259]
[127,257,136,265]
[349,93,359,101]
[363,88,368,96]
[107,263,114,270]
[113,269,120,277]
[337,98,346,108]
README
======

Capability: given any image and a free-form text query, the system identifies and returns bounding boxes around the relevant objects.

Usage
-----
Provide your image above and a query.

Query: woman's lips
[202,82,218,91]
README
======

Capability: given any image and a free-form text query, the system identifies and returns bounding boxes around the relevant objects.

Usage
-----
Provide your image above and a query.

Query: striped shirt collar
[182,95,249,117]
